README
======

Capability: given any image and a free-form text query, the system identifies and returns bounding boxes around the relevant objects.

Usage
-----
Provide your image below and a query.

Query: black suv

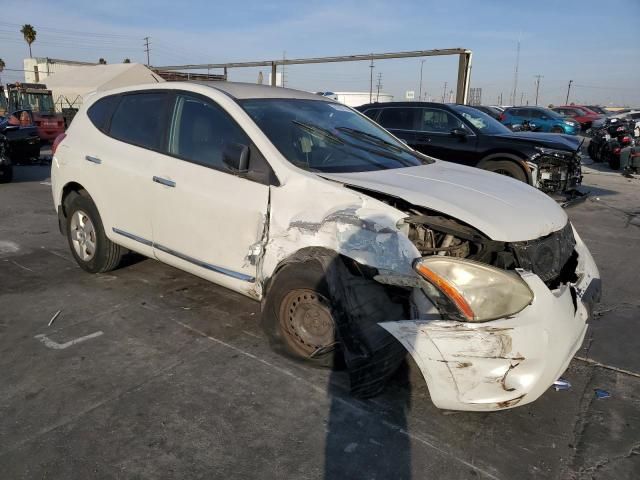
[357,102,583,196]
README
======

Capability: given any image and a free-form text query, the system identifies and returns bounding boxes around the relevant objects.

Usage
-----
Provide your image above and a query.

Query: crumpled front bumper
[380,229,600,411]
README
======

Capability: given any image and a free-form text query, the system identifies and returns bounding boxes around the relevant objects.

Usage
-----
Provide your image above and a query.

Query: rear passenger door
[376,107,419,146]
[150,92,271,294]
[88,91,170,256]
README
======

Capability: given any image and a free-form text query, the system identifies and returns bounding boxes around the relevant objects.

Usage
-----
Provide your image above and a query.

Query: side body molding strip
[112,228,255,282]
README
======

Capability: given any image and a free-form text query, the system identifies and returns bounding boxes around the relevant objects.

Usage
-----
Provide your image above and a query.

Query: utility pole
[143,36,150,66]
[369,57,374,103]
[376,72,382,102]
[520,92,524,106]
[498,92,503,105]
[441,81,448,103]
[565,79,573,105]
[419,59,425,101]
[511,39,520,105]
[533,74,543,106]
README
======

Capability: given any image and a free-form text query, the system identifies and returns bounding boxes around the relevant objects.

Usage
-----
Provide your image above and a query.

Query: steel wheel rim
[70,210,97,261]
[279,289,335,357]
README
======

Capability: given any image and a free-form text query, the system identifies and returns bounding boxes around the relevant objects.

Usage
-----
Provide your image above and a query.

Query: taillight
[499,113,505,121]
[52,133,67,155]
[622,136,632,144]
[613,147,621,155]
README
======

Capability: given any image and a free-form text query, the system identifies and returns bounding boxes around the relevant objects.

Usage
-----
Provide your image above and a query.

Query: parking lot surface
[1,162,639,479]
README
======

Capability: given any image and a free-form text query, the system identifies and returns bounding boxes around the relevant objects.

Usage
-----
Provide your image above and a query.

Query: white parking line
[34,331,104,350]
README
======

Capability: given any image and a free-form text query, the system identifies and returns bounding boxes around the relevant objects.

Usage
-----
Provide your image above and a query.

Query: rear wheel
[65,192,124,273]
[484,160,527,183]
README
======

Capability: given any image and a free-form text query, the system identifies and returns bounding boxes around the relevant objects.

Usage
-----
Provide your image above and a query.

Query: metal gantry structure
[155,48,473,104]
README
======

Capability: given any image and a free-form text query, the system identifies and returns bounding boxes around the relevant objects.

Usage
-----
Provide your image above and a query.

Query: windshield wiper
[336,127,404,152]
[292,121,344,145]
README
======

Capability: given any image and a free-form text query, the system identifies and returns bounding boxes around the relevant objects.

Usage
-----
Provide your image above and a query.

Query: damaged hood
[320,161,568,242]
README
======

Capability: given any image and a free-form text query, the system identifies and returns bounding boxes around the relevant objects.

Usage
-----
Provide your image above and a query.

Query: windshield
[451,105,511,134]
[240,99,430,173]
[10,91,55,113]
[540,108,565,120]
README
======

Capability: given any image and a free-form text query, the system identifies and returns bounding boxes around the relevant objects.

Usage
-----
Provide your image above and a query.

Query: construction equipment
[6,82,65,143]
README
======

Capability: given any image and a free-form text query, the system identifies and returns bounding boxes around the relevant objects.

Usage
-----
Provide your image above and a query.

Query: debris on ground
[553,378,572,391]
[48,310,61,327]
[594,389,611,399]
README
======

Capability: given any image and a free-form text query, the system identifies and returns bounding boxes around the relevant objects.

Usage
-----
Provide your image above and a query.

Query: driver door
[151,92,270,294]
[412,107,478,164]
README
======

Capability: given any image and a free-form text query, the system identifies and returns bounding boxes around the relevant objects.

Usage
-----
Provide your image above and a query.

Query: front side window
[378,108,418,130]
[241,99,429,173]
[420,108,467,133]
[109,93,168,150]
[168,94,249,170]
[361,108,381,120]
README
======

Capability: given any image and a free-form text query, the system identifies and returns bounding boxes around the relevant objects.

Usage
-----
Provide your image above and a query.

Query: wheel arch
[477,152,532,185]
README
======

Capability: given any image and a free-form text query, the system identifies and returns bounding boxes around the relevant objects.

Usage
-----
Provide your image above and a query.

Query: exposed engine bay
[531,150,583,195]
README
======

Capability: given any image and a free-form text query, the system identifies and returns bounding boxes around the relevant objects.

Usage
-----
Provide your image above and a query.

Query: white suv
[51,82,600,411]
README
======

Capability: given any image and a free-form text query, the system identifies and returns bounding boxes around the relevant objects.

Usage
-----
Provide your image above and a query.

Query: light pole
[566,80,573,105]
[419,59,425,101]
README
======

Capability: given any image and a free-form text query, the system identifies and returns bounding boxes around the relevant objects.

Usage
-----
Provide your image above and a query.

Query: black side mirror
[222,143,249,173]
[450,127,468,137]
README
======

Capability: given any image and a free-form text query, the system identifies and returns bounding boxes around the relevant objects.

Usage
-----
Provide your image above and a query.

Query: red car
[552,105,602,130]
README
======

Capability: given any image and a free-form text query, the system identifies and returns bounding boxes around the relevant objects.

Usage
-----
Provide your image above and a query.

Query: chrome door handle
[85,155,102,164]
[153,176,176,188]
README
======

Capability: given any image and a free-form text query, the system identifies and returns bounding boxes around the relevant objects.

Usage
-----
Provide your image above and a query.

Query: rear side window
[167,94,249,170]
[378,108,417,130]
[109,93,168,151]
[87,95,119,132]
[508,108,522,116]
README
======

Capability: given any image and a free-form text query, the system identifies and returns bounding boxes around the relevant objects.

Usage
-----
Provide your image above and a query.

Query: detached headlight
[415,257,533,322]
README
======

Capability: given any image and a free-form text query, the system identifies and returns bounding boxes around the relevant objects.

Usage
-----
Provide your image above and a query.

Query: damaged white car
[51,82,601,411]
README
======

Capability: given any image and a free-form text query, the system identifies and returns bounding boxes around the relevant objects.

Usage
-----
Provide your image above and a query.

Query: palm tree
[20,24,37,58]
[98,58,107,65]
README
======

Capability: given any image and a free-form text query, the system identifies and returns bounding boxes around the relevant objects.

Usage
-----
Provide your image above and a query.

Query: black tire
[262,259,339,368]
[484,160,527,183]
[0,165,13,184]
[65,192,124,273]
[551,126,564,134]
[587,141,596,160]
[608,153,620,170]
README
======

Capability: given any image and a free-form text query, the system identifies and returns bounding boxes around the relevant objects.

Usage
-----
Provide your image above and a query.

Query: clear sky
[1,0,638,106]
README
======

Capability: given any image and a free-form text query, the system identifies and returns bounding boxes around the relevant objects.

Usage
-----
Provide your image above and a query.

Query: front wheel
[262,259,338,367]
[551,126,564,134]
[65,192,124,273]
[484,160,527,183]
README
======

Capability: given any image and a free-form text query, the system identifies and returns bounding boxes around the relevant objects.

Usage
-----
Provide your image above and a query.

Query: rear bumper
[380,228,600,411]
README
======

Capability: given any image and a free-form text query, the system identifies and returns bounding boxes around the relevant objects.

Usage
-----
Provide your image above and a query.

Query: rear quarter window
[86,95,119,132]
[108,92,168,151]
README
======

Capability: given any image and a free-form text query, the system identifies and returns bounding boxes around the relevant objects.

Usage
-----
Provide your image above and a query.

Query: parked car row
[357,101,582,197]
[50,82,600,411]
[0,109,41,183]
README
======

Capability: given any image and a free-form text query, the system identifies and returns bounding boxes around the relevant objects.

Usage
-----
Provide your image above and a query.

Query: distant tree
[548,104,554,108]
[123,58,131,63]
[20,24,37,58]
[98,58,107,65]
